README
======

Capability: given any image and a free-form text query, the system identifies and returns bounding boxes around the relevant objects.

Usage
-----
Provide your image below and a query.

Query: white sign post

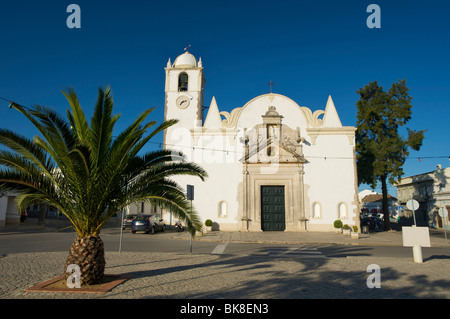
[438,206,448,244]
[402,226,431,263]
[406,199,419,226]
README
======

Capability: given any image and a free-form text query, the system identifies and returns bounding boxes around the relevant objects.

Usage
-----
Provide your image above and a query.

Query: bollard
[412,245,423,263]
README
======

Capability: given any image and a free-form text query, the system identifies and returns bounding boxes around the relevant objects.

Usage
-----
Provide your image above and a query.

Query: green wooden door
[261,186,285,231]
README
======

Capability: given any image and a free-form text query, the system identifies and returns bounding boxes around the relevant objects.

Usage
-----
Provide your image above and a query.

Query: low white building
[359,192,399,217]
[358,189,377,202]
[161,51,359,232]
[0,191,20,227]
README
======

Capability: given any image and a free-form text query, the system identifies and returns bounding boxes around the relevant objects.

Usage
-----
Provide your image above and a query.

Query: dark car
[122,214,139,230]
[131,215,165,234]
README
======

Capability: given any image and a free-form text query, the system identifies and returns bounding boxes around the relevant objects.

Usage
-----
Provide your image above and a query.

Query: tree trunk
[381,175,391,231]
[37,204,47,225]
[64,235,105,286]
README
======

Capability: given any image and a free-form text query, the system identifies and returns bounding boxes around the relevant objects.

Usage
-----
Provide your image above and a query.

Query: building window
[312,202,321,219]
[218,201,228,218]
[338,202,347,219]
[267,146,275,157]
[178,72,188,91]
[140,202,145,213]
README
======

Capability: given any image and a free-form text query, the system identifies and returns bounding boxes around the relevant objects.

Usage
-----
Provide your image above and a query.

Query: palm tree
[0,86,207,285]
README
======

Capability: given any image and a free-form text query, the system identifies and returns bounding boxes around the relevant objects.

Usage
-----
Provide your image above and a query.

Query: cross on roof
[267,80,275,93]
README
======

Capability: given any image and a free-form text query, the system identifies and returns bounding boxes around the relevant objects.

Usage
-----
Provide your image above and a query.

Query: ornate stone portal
[239,106,308,231]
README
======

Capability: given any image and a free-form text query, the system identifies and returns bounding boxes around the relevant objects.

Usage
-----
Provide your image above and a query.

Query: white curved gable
[237,94,307,129]
[217,93,328,131]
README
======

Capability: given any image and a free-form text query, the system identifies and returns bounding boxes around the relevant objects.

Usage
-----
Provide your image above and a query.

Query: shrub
[352,225,358,232]
[334,220,343,229]
[343,224,350,230]
[205,219,213,227]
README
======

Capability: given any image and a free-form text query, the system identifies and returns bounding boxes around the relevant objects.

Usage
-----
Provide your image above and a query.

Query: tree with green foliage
[0,86,207,285]
[355,79,425,230]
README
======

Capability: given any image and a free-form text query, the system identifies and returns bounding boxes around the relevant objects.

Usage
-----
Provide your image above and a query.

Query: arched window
[178,72,188,91]
[218,201,228,218]
[338,202,347,219]
[312,202,321,219]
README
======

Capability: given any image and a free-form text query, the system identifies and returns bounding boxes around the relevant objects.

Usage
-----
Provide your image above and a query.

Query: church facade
[163,51,360,232]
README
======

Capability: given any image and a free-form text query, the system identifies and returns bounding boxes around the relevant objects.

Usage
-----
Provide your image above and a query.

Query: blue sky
[1,0,449,195]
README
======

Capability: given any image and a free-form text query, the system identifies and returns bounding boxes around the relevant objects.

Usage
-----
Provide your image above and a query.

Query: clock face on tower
[176,95,190,109]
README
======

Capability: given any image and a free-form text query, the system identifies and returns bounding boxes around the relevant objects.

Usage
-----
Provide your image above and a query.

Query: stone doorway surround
[238,106,308,232]
[239,163,307,232]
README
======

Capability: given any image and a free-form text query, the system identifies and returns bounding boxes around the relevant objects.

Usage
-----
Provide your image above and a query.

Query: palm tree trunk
[37,204,47,225]
[64,235,105,286]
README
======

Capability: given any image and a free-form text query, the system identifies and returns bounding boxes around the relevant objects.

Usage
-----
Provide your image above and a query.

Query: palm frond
[62,88,90,142]
[0,86,207,237]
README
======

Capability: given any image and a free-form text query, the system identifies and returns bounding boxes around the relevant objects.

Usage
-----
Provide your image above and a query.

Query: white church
[162,50,360,232]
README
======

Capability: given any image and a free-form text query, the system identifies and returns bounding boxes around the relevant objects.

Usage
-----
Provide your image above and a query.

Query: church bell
[178,73,188,92]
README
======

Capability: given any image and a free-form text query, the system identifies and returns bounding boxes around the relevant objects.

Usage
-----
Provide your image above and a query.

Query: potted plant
[342,224,351,236]
[333,220,343,233]
[205,219,213,232]
[351,225,359,239]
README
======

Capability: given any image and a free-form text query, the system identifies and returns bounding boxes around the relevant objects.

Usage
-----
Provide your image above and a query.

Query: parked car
[131,215,165,234]
[122,214,139,230]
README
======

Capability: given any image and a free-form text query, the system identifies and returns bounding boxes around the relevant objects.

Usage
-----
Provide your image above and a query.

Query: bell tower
[164,51,205,144]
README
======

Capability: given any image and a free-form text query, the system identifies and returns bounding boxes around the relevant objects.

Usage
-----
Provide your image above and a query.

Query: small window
[178,72,188,91]
[338,202,347,219]
[140,202,145,213]
[218,201,228,218]
[312,202,321,218]
[267,146,276,157]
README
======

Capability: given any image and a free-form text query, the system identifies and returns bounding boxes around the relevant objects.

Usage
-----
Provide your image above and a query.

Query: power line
[0,96,32,111]
[2,97,449,162]
[148,140,449,161]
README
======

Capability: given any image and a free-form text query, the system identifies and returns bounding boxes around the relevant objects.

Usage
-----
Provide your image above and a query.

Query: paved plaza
[1,221,450,300]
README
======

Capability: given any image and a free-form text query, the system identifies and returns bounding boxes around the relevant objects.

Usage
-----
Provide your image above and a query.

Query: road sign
[402,226,431,248]
[402,226,431,263]
[187,184,194,201]
[406,199,419,226]
[406,199,419,211]
[439,207,448,218]
[439,206,449,244]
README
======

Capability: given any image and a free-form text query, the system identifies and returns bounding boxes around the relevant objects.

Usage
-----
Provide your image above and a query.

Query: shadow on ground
[102,248,450,299]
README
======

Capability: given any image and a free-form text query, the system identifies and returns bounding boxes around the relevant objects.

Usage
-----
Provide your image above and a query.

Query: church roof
[361,194,397,203]
[173,51,197,67]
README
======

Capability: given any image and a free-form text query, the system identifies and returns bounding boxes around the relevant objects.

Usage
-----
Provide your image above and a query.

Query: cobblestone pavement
[1,221,450,299]
[1,249,450,299]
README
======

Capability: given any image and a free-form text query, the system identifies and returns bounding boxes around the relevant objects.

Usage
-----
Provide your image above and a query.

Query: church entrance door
[261,186,285,231]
